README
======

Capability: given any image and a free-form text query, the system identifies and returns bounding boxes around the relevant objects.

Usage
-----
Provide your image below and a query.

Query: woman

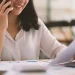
[50,40,75,65]
[0,0,66,61]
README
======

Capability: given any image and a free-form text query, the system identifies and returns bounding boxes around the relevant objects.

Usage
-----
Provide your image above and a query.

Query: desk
[0,60,50,75]
[47,66,75,75]
[0,71,5,75]
[4,66,75,75]
[5,71,46,75]
[0,61,75,75]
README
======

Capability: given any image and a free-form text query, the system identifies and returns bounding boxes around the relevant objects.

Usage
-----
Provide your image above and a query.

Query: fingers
[1,1,11,13]
[0,0,6,9]
[0,0,13,15]
[4,7,13,15]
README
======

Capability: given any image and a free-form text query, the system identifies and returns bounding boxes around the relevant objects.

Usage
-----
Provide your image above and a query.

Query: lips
[15,5,22,8]
[14,3,24,8]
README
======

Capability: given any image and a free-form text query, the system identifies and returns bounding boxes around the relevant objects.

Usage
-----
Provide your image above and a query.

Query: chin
[11,9,22,16]
[13,11,22,16]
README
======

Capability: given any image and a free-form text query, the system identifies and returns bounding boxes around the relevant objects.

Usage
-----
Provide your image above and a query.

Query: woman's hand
[0,0,13,32]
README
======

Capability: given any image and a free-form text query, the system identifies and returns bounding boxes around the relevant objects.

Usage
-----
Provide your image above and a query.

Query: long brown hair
[18,0,39,31]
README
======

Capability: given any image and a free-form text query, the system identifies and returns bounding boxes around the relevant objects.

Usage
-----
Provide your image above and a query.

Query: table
[5,70,46,75]
[4,66,75,75]
[0,60,50,75]
[0,71,6,75]
[0,60,75,75]
[47,65,75,75]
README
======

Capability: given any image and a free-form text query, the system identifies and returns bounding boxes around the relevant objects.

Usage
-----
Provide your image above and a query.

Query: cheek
[27,0,29,3]
[24,0,29,7]
[25,0,29,5]
[27,0,29,2]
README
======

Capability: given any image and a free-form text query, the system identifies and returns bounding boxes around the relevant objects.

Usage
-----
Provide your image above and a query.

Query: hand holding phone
[0,0,13,32]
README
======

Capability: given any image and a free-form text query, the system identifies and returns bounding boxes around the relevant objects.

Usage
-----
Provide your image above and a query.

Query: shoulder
[38,18,45,27]
[38,18,48,32]
[38,18,47,31]
[28,18,46,35]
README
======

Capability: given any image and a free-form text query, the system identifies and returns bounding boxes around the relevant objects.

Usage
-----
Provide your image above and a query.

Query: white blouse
[1,19,66,61]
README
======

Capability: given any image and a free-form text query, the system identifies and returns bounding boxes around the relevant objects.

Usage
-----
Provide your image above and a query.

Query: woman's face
[8,0,29,15]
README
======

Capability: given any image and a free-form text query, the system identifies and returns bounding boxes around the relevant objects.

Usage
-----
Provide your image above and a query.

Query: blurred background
[33,0,75,45]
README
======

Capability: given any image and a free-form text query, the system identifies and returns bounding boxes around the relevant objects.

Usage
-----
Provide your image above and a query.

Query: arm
[38,19,66,59]
[50,40,75,65]
[0,0,13,60]
[0,31,5,56]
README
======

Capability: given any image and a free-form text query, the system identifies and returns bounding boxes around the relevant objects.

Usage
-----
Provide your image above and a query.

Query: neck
[7,13,20,39]
[7,13,19,31]
[8,13,18,26]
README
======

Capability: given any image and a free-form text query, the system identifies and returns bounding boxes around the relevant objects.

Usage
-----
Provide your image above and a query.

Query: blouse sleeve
[50,40,75,65]
[38,19,66,59]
